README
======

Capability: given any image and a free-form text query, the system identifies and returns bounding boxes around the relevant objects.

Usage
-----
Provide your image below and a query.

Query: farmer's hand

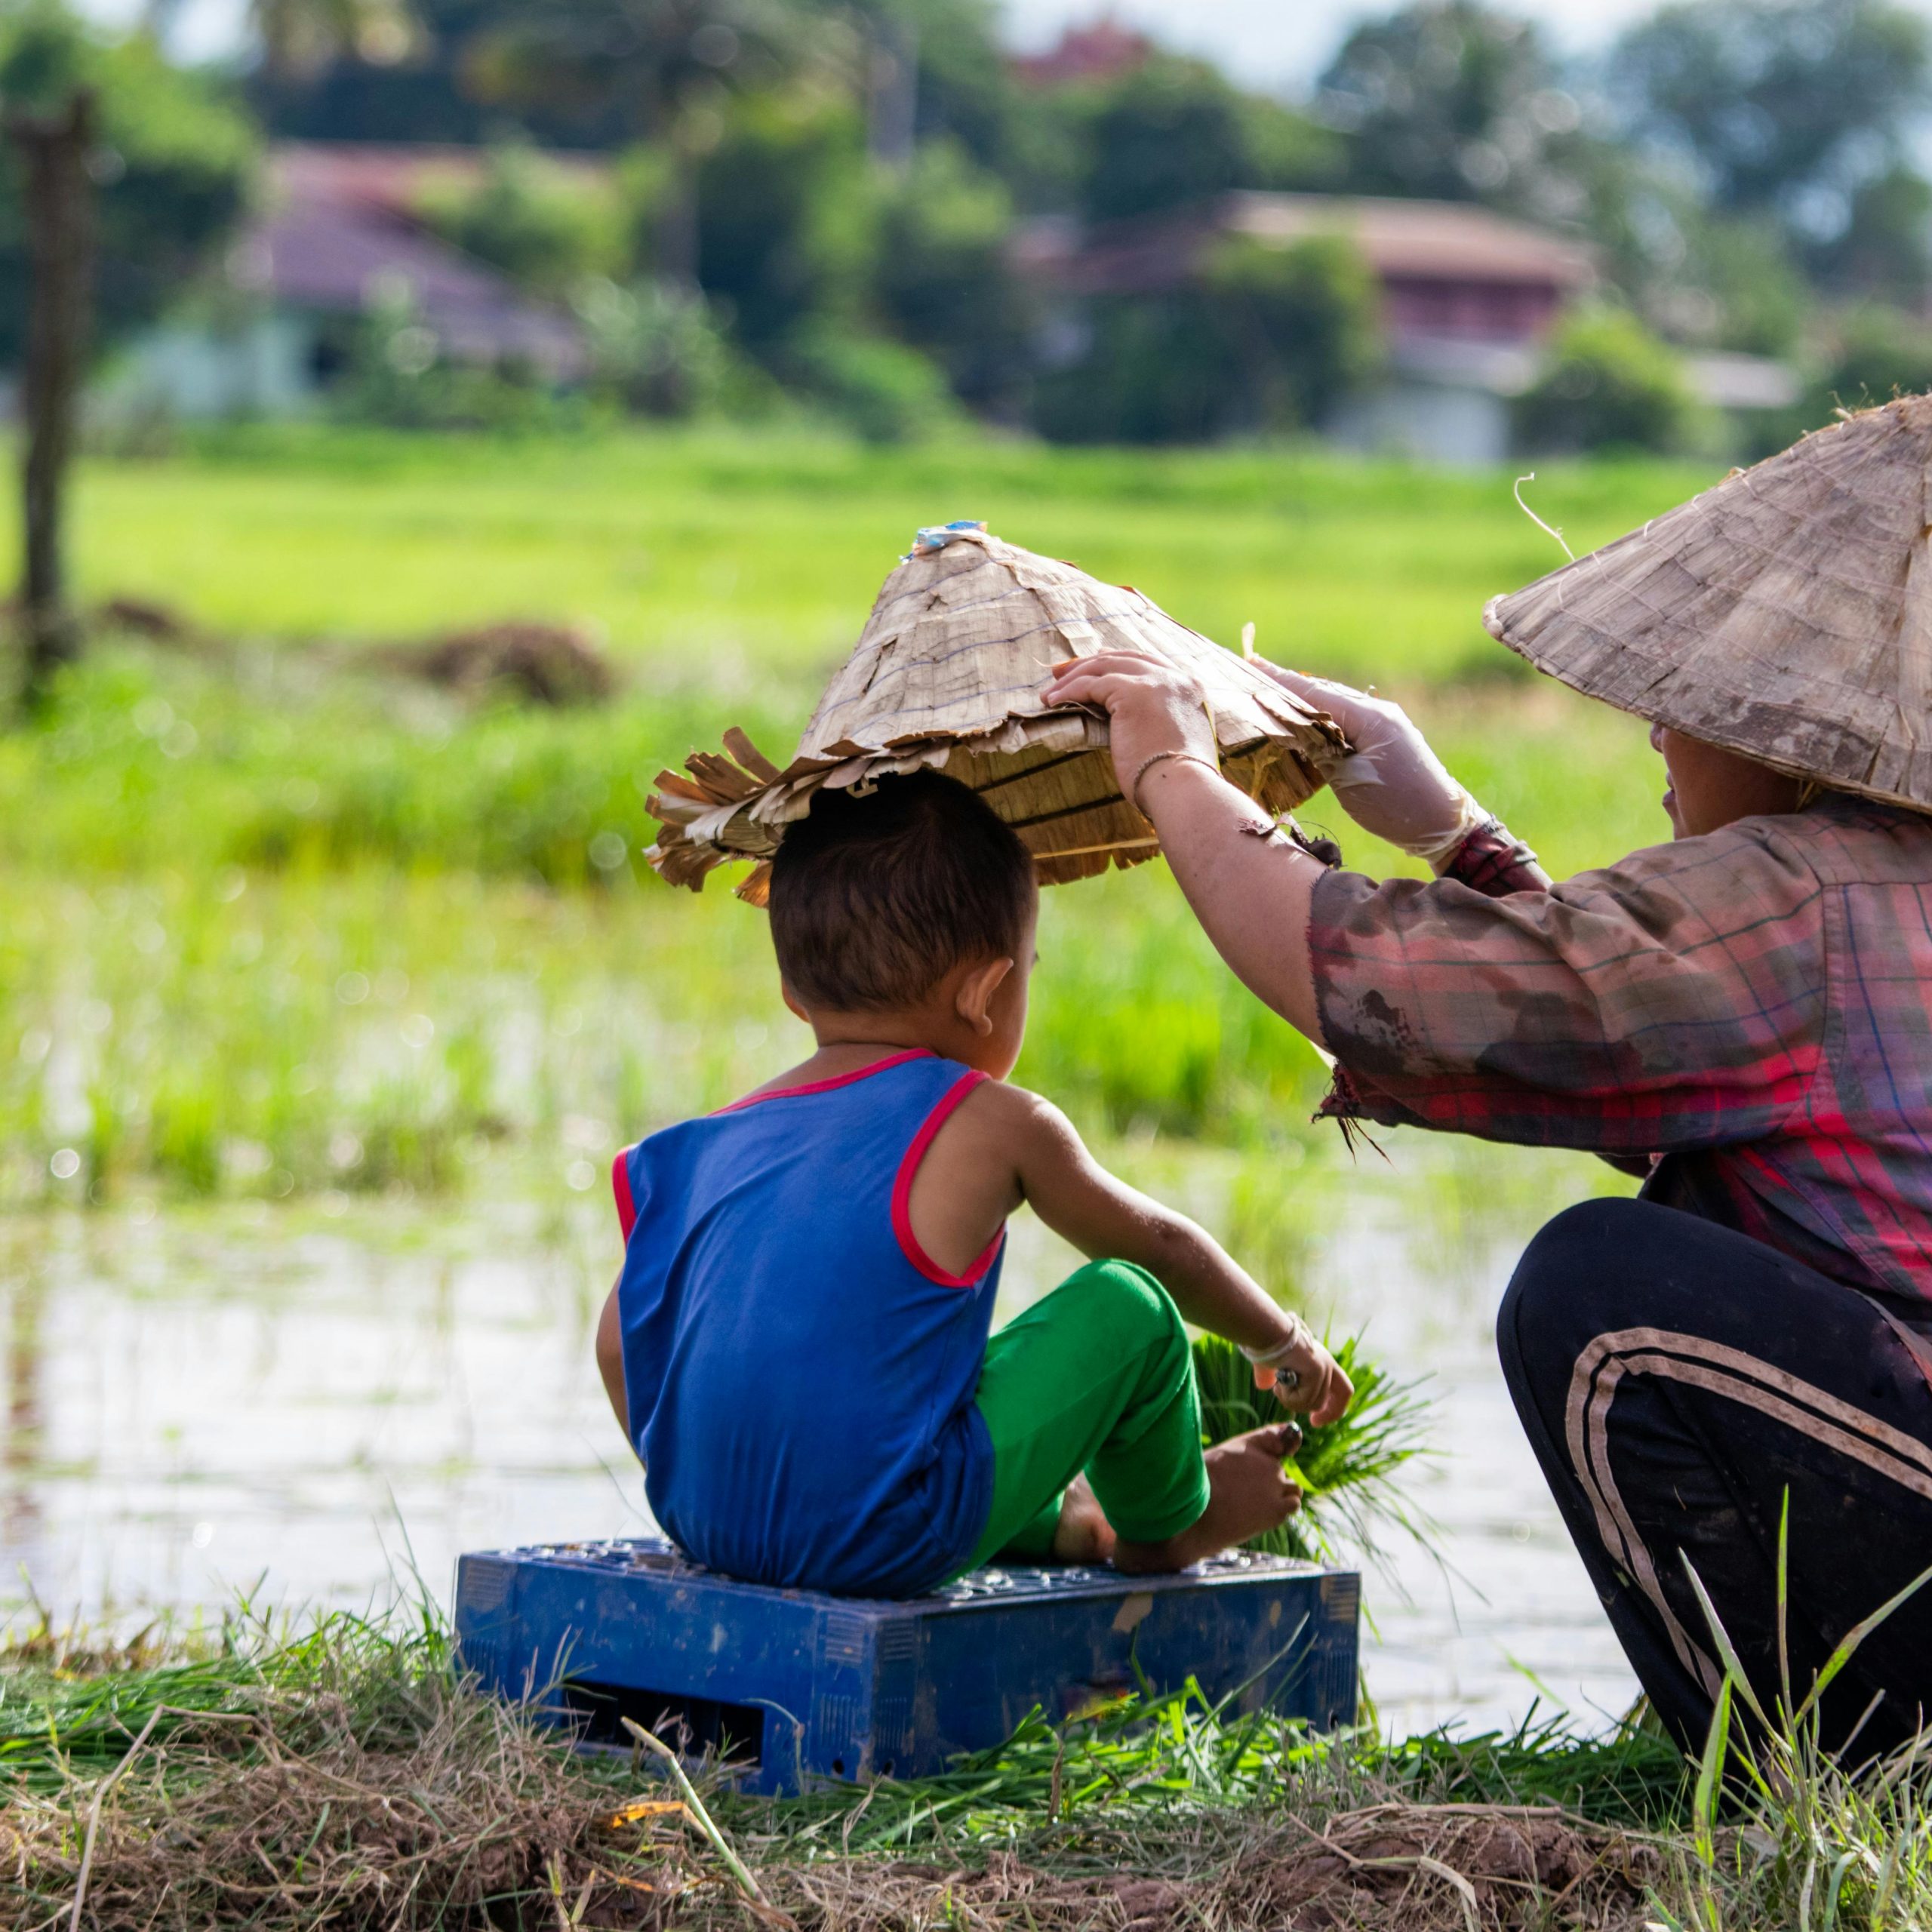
[1254,662,1485,869]
[1249,1324,1353,1430]
[1040,651,1219,807]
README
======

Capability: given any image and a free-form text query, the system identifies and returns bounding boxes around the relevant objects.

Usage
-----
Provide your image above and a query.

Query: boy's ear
[780,980,812,1025]
[955,955,1015,1036]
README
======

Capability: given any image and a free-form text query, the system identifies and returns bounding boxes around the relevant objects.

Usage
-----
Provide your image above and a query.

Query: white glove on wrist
[1255,663,1487,869]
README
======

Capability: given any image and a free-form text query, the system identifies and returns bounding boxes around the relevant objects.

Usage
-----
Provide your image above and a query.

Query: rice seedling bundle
[1190,1333,1429,1565]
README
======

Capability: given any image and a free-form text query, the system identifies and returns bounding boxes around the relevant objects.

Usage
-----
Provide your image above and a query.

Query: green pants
[957,1259,1211,1575]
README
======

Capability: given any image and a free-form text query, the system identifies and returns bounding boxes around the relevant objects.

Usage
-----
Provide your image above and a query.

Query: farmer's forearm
[1135,758,1326,1040]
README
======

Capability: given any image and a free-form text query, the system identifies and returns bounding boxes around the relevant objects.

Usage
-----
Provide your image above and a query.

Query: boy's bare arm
[595,1277,629,1438]
[995,1087,1352,1426]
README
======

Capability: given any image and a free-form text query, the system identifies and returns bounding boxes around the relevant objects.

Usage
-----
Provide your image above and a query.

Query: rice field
[0,427,1686,1205]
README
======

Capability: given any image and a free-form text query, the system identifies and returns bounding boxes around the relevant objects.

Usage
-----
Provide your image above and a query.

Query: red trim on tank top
[891,1069,1005,1287]
[715,1048,934,1114]
[612,1147,638,1242]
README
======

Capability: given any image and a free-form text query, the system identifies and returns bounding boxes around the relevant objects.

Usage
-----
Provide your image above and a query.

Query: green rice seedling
[1191,1332,1430,1565]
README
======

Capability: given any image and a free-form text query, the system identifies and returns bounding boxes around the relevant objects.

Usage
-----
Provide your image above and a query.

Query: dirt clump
[403,620,617,706]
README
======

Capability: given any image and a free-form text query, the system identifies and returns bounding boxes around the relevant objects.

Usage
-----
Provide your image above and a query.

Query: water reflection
[0,1140,1637,1737]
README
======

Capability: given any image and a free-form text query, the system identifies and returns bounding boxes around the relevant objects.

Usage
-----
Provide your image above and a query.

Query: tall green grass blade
[1680,1552,1774,1733]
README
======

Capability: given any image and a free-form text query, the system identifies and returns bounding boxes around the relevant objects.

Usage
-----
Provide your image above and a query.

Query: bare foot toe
[1051,1474,1118,1563]
[1114,1425,1300,1574]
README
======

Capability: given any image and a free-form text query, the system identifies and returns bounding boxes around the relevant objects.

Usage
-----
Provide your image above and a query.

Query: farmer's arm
[595,1277,628,1438]
[1040,654,1346,1038]
[999,1086,1352,1425]
[1043,654,1826,1158]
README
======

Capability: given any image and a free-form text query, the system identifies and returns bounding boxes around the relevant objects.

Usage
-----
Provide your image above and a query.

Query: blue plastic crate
[454,1536,1360,1795]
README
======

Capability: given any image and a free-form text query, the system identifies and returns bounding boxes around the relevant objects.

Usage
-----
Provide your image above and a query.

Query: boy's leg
[960,1259,1210,1573]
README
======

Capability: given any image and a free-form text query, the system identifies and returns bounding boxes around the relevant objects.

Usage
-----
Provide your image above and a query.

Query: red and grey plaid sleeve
[1311,819,1829,1155]
[1440,818,1552,897]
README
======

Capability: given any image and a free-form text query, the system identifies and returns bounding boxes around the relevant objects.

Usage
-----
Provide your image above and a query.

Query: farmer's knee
[1498,1195,1679,1394]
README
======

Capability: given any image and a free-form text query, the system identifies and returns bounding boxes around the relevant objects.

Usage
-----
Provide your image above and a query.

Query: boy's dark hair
[769,770,1036,1011]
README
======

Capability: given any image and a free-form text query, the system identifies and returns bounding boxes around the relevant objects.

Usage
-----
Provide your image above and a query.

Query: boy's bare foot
[1112,1424,1302,1574]
[1051,1475,1117,1564]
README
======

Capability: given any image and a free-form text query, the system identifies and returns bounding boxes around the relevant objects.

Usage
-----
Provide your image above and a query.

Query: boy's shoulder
[943,1074,1069,1143]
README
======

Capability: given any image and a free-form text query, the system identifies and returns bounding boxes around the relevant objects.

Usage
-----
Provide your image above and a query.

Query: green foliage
[1682,214,1810,357]
[1204,233,1383,430]
[415,142,629,297]
[1812,303,1932,416]
[874,140,1033,413]
[331,277,590,431]
[1318,2,1589,222]
[463,0,798,148]
[574,275,758,417]
[786,319,958,443]
[1035,234,1380,445]
[1823,165,1932,308]
[1610,0,1932,225]
[1191,1333,1431,1565]
[1072,54,1337,225]
[696,89,873,352]
[0,4,255,366]
[1516,306,1702,455]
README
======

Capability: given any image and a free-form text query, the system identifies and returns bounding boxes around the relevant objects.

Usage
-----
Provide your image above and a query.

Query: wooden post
[8,90,95,708]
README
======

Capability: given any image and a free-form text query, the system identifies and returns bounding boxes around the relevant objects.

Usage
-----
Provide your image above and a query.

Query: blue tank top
[612,1049,1004,1598]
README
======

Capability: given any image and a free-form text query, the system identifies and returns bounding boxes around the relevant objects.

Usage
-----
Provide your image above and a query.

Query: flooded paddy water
[0,1134,1638,1741]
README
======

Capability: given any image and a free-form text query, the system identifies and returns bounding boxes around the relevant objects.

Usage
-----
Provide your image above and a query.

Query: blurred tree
[0,7,254,368]
[1626,205,1810,355]
[1075,54,1338,225]
[573,272,758,414]
[1034,232,1378,443]
[873,137,1032,412]
[414,140,629,296]
[1810,303,1932,415]
[1515,306,1700,452]
[1317,2,1594,223]
[1820,165,1932,307]
[1203,232,1380,429]
[464,0,798,281]
[693,87,872,352]
[1609,0,1930,238]
[250,0,418,81]
[8,86,91,700]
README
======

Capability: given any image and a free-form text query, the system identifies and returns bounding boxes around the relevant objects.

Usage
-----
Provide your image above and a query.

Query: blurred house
[105,144,589,420]
[1011,18,1154,88]
[1023,191,1598,463]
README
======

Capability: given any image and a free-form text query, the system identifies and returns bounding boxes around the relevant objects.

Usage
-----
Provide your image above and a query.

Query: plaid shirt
[1312,794,1932,1306]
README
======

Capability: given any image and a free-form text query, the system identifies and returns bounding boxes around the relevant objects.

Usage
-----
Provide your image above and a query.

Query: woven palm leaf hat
[1485,393,1932,810]
[648,525,1345,903]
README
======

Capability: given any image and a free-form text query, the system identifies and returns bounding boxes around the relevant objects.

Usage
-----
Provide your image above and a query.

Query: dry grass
[0,1603,1682,1932]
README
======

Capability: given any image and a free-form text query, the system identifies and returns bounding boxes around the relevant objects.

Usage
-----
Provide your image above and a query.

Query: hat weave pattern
[648,528,1343,900]
[1485,395,1932,809]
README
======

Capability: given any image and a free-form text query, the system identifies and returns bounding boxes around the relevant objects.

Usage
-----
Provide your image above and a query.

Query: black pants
[1499,1197,1932,1759]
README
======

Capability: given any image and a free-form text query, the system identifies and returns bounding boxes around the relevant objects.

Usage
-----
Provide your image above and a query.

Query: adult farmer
[1043,395,1932,1759]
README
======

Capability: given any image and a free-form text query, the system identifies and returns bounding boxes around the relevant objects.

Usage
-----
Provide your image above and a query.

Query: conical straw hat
[1484,393,1932,810]
[648,526,1343,902]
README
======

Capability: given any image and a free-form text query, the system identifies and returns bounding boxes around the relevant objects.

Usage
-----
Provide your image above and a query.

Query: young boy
[596,770,1351,1598]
